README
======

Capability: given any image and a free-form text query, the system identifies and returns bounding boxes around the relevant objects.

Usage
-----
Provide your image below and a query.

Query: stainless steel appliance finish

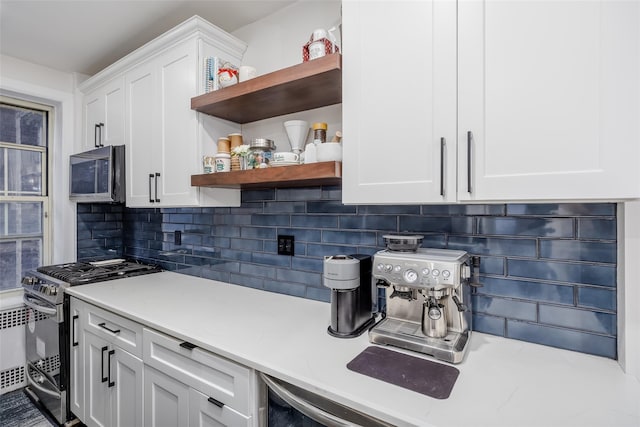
[369,248,473,363]
[69,145,125,203]
[21,259,161,424]
[323,254,375,338]
[258,373,394,427]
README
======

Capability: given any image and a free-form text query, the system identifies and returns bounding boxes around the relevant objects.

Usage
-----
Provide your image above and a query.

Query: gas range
[22,259,162,305]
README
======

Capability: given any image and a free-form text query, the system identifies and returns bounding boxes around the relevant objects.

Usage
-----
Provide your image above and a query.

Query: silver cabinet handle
[467,131,473,193]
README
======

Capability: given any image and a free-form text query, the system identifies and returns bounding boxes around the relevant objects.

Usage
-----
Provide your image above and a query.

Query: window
[0,97,51,291]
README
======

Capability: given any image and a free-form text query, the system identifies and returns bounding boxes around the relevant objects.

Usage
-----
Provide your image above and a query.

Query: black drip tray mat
[346,346,460,399]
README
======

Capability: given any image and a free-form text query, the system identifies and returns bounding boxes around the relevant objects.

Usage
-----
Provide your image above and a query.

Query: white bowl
[273,152,299,163]
[316,142,342,162]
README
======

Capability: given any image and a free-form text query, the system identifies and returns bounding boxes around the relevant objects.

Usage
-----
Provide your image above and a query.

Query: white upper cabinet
[342,0,457,204]
[81,77,124,150]
[458,0,640,201]
[78,16,247,208]
[342,0,640,204]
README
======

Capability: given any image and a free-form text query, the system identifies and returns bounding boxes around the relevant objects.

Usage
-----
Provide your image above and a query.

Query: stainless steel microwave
[69,145,125,203]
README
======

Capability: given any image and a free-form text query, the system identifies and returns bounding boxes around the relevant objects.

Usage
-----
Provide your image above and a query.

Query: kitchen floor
[0,388,58,427]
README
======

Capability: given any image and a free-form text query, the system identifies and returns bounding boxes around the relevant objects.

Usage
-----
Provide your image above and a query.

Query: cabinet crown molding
[78,15,247,93]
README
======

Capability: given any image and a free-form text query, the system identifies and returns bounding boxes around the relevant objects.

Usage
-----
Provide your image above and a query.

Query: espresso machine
[323,254,376,338]
[369,235,474,363]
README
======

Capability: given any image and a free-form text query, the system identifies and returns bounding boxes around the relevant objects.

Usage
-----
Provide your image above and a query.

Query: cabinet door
[84,332,110,427]
[155,41,201,206]
[69,298,84,421]
[125,59,158,207]
[458,0,640,200]
[83,78,124,150]
[111,347,144,427]
[102,77,125,148]
[188,388,251,427]
[342,0,457,204]
[83,92,104,150]
[144,366,189,427]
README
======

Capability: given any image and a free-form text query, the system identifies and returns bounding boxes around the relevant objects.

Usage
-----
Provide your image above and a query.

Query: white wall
[620,202,640,380]
[0,54,77,264]
[232,0,342,150]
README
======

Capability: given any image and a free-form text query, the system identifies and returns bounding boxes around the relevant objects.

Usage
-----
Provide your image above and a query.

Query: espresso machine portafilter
[323,254,376,338]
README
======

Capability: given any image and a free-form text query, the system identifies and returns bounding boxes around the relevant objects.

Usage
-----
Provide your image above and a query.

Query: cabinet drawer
[189,388,251,427]
[85,303,143,357]
[143,328,251,415]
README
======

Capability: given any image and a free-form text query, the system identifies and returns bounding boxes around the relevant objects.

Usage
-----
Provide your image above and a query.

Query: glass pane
[0,202,42,235]
[6,148,42,195]
[21,239,41,272]
[0,104,46,147]
[0,241,17,291]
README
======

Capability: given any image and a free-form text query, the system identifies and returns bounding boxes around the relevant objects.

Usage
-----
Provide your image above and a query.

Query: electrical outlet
[277,235,294,256]
[174,230,182,245]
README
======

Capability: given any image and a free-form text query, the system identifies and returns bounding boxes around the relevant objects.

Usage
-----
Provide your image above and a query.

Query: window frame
[0,96,53,290]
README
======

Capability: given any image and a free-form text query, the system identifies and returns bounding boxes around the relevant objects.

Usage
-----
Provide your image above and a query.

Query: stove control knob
[21,276,37,286]
[442,270,451,279]
[432,269,440,277]
[384,264,393,273]
[403,269,418,283]
[422,268,430,276]
[50,286,58,296]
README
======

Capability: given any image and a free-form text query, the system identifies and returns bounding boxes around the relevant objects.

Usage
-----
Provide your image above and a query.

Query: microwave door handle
[149,174,154,203]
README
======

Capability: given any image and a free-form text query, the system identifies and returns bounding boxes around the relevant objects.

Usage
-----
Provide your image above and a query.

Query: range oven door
[23,291,66,424]
[258,373,393,427]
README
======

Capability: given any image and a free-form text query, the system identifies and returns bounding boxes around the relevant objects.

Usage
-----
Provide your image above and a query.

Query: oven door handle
[26,366,61,399]
[23,294,57,316]
[259,373,356,427]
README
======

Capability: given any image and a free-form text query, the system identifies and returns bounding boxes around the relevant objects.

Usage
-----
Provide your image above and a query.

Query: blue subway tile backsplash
[77,193,617,359]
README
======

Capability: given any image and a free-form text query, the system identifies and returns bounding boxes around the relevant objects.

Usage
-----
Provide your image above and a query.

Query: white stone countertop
[65,271,640,427]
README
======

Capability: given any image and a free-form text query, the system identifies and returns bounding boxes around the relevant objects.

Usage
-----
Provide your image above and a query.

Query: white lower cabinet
[69,297,256,427]
[144,366,189,427]
[143,328,253,426]
[69,298,84,420]
[84,331,143,427]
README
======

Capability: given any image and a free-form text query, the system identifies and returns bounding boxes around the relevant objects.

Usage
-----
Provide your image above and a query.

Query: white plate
[270,161,300,167]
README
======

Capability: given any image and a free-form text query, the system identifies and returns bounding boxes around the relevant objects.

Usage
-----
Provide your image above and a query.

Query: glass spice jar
[248,138,276,169]
[312,122,327,144]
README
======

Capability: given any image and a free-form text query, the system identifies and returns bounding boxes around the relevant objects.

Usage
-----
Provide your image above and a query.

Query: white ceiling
[0,0,296,76]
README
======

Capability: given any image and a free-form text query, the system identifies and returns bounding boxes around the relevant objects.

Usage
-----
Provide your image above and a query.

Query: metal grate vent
[1,307,48,330]
[1,307,26,329]
[37,354,61,375]
[0,366,25,391]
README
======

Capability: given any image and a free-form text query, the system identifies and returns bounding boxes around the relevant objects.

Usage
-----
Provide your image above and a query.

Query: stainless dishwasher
[258,373,393,427]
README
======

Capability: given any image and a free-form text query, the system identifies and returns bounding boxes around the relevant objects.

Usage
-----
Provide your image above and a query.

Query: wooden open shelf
[191,53,342,124]
[191,161,342,189]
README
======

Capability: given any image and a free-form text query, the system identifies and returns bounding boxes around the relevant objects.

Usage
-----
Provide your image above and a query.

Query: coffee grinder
[323,254,376,338]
